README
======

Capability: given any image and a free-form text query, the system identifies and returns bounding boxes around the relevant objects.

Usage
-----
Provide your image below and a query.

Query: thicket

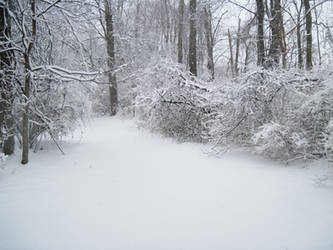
[133,59,333,162]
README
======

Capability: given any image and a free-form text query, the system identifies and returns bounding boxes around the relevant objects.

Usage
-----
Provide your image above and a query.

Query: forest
[1,1,333,249]
[1,0,333,165]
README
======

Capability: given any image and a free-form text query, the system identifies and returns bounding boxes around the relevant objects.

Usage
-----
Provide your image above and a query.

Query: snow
[0,118,333,250]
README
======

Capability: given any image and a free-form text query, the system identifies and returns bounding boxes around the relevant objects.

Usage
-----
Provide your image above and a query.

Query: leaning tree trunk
[189,0,197,76]
[303,0,313,70]
[0,0,15,155]
[104,0,118,116]
[21,0,37,165]
[256,0,265,66]
[177,0,184,64]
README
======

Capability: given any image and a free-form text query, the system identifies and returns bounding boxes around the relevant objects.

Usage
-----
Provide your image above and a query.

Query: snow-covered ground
[0,118,333,250]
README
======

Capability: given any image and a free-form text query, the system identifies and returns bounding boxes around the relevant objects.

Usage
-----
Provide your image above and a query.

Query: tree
[267,0,282,67]
[203,3,214,80]
[21,0,37,165]
[303,0,313,70]
[0,0,15,155]
[235,18,241,76]
[256,0,265,66]
[294,0,304,69]
[178,0,185,64]
[228,29,234,77]
[104,0,118,116]
[189,0,197,76]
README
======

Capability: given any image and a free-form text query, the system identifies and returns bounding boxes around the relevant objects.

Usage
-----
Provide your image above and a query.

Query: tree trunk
[313,0,321,66]
[279,4,287,69]
[303,0,313,70]
[204,5,214,80]
[104,0,118,116]
[256,0,265,66]
[189,0,197,76]
[177,0,184,64]
[228,29,234,77]
[21,57,31,165]
[235,19,241,76]
[296,16,303,68]
[267,0,281,67]
[0,0,15,155]
[21,0,36,165]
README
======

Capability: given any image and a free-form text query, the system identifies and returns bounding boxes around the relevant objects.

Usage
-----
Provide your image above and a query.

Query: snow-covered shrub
[324,119,333,160]
[294,80,333,158]
[206,69,287,146]
[135,58,210,142]
[132,60,333,162]
[0,153,7,169]
[206,69,333,161]
[149,86,208,142]
[252,122,297,160]
[16,77,93,150]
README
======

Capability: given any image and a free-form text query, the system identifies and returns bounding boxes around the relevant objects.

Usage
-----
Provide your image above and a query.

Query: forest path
[0,118,333,250]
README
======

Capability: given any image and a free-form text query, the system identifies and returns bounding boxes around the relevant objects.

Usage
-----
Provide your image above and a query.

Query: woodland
[1,0,333,164]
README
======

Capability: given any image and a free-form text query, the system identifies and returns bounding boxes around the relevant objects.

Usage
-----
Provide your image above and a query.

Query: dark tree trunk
[21,0,37,165]
[303,0,313,70]
[279,6,287,69]
[189,0,197,76]
[227,29,234,77]
[235,19,241,76]
[204,5,214,80]
[296,16,303,69]
[267,0,281,67]
[256,0,265,66]
[21,56,31,165]
[177,0,184,64]
[104,0,118,116]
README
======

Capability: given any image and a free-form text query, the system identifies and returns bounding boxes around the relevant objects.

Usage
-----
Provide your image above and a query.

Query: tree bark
[104,0,118,116]
[189,0,197,76]
[267,0,281,67]
[313,0,321,66]
[256,0,265,66]
[204,5,214,80]
[21,0,37,165]
[228,29,234,77]
[0,0,15,155]
[278,2,287,69]
[235,19,241,76]
[177,0,184,64]
[303,0,313,70]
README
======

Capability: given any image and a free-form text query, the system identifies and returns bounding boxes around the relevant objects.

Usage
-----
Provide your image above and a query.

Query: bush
[135,58,209,142]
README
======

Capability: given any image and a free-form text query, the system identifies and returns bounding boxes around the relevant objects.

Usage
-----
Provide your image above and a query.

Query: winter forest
[1,0,333,249]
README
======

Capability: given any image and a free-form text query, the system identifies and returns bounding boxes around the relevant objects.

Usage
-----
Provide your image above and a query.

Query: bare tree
[189,0,197,76]
[303,0,313,70]
[104,0,118,115]
[267,0,282,67]
[235,18,241,76]
[256,0,265,66]
[21,0,37,165]
[0,0,15,155]
[178,0,184,63]
[228,29,234,77]
[203,3,214,80]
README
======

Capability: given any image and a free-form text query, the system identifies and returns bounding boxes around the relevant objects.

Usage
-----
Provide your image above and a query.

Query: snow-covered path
[0,118,333,250]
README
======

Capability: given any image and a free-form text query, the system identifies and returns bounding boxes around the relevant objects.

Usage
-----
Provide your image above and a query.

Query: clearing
[0,118,333,250]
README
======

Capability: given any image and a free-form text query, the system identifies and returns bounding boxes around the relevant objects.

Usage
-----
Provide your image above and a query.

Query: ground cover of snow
[0,118,333,250]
